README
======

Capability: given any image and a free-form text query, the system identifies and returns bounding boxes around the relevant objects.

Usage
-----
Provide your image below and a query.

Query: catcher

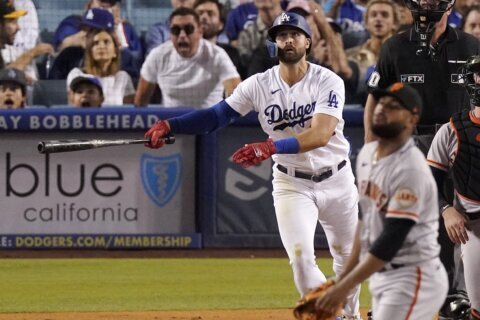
[295,83,448,320]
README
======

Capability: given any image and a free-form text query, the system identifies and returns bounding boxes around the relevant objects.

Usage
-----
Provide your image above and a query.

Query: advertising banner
[0,109,200,249]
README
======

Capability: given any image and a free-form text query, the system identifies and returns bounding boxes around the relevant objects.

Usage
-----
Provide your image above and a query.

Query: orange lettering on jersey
[360,180,388,209]
[394,188,418,208]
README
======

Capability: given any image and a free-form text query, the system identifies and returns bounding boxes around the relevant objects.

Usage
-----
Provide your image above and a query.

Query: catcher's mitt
[293,279,341,320]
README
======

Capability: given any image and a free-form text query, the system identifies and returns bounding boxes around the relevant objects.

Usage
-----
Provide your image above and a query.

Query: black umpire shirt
[368,26,480,126]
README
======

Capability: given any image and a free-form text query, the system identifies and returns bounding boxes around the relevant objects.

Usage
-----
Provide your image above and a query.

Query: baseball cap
[70,74,103,95]
[286,0,311,16]
[372,82,423,115]
[0,68,27,88]
[81,8,114,31]
[326,17,342,34]
[0,0,26,19]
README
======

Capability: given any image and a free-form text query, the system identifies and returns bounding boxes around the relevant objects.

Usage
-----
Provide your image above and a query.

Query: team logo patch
[451,74,464,84]
[280,12,291,22]
[141,153,182,207]
[394,188,418,208]
[367,71,380,88]
[400,74,424,83]
[327,90,339,108]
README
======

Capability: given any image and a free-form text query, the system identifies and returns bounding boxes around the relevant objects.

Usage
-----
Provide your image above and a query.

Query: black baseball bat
[37,134,175,154]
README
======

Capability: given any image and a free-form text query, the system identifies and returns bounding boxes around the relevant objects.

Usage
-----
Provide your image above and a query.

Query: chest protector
[451,110,480,201]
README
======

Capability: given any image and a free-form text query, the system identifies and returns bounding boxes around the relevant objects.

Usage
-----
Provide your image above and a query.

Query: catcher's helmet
[438,295,471,320]
[459,55,480,106]
[266,12,312,58]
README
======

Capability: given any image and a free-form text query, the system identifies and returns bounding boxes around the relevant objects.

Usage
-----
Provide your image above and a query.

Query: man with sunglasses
[135,7,241,108]
[143,11,362,319]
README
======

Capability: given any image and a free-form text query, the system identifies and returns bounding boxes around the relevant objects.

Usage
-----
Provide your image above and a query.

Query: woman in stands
[66,27,135,105]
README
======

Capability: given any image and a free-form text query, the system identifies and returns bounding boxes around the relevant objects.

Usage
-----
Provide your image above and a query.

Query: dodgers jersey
[355,139,441,265]
[427,119,480,214]
[225,62,350,171]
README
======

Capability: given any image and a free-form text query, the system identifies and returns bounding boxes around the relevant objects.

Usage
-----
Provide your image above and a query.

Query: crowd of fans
[0,0,479,109]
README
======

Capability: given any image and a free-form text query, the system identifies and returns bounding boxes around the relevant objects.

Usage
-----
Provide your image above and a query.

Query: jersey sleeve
[224,75,256,115]
[427,123,454,172]
[386,169,431,223]
[140,46,160,84]
[367,40,394,91]
[313,71,345,120]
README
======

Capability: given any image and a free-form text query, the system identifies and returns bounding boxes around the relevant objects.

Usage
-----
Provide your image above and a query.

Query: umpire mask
[405,0,455,33]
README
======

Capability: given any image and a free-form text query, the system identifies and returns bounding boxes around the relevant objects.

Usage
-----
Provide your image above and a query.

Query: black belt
[277,160,347,183]
[378,263,405,273]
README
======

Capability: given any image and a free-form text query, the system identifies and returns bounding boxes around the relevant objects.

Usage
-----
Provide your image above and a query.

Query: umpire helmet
[459,55,480,106]
[266,12,312,58]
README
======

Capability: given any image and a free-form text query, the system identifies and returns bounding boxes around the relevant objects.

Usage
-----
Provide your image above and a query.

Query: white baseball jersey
[356,139,441,266]
[225,62,349,172]
[427,118,480,214]
[141,39,239,108]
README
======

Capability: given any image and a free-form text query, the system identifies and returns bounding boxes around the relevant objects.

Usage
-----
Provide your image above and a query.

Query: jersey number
[327,91,338,108]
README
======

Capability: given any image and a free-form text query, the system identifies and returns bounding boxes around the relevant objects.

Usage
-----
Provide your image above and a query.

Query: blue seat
[32,80,68,107]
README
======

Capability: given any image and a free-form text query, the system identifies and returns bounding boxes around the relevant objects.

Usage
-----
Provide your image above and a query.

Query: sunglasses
[170,24,196,36]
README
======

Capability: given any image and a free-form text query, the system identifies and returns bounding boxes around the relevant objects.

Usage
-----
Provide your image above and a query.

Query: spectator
[135,7,241,108]
[68,74,104,107]
[237,0,282,69]
[325,0,369,48]
[13,0,38,51]
[224,1,257,47]
[346,0,399,103]
[0,67,26,109]
[461,5,480,40]
[194,0,245,78]
[49,8,140,82]
[52,1,142,80]
[54,0,141,53]
[66,27,135,105]
[0,0,54,82]
[145,0,195,54]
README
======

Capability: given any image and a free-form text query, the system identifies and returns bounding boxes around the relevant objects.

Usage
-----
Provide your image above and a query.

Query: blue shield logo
[141,154,182,207]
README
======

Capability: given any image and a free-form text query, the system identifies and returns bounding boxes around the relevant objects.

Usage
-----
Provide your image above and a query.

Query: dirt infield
[0,309,372,320]
[0,248,328,259]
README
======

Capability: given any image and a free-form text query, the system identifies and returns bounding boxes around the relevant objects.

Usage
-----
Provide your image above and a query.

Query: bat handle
[163,133,175,144]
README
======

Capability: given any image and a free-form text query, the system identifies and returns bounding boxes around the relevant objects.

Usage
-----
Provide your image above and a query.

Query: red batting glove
[232,138,276,168]
[144,120,171,149]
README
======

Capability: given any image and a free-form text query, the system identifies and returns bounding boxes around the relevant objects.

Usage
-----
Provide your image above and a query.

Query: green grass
[0,258,371,313]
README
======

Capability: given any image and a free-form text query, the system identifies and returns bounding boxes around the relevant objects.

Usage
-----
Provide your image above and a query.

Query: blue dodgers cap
[70,74,103,95]
[81,8,114,31]
[0,67,27,88]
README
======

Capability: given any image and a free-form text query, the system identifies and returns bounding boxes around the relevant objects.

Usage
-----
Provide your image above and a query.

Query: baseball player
[427,55,480,320]
[314,82,448,320]
[144,11,362,320]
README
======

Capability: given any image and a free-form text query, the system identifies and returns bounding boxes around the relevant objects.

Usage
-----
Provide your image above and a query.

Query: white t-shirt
[225,62,349,171]
[2,45,37,81]
[67,68,135,106]
[14,0,39,51]
[356,139,441,265]
[141,39,239,108]
[427,115,480,214]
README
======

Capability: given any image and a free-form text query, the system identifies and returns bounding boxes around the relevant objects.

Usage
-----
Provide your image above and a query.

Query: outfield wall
[0,107,364,249]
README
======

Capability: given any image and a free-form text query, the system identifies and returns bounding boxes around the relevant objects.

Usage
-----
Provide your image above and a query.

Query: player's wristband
[440,203,451,214]
[273,137,300,154]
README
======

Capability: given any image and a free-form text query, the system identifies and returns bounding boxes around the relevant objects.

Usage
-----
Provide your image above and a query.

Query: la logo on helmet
[280,12,290,22]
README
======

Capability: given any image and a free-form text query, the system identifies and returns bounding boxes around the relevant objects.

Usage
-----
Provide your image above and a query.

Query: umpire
[364,0,480,318]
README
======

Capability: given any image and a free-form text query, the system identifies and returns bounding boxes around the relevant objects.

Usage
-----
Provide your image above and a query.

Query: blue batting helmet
[266,12,312,58]
[268,12,312,41]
